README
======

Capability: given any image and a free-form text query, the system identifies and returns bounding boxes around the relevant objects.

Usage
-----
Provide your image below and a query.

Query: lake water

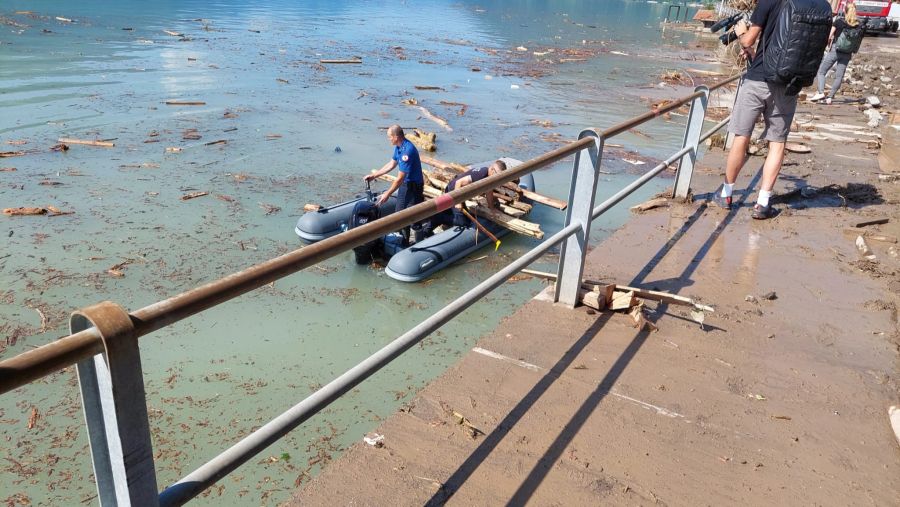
[0,0,721,504]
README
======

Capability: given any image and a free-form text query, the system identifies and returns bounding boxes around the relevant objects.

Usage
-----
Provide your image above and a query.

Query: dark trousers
[397,181,424,244]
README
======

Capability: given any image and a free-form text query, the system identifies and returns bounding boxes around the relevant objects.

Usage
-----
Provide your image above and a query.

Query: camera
[710,12,745,46]
[719,31,740,46]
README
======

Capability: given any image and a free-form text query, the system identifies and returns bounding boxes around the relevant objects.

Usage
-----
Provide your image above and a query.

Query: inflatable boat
[294,158,534,282]
[294,187,397,243]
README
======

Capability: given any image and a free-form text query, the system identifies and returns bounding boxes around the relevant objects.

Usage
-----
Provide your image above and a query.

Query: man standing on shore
[716,0,824,219]
[364,125,425,244]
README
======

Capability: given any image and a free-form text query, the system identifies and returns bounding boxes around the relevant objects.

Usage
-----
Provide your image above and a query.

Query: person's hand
[363,173,375,182]
[741,46,756,61]
[734,19,749,37]
[376,193,388,206]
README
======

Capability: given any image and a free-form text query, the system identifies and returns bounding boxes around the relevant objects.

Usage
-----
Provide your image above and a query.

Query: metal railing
[0,73,741,506]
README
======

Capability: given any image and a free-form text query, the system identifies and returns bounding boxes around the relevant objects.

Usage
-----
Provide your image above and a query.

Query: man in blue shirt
[364,125,425,244]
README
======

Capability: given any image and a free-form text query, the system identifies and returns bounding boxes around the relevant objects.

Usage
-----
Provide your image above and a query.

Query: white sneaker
[809,92,825,102]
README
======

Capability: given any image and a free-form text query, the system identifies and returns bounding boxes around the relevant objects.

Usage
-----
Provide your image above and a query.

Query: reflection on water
[0,0,712,503]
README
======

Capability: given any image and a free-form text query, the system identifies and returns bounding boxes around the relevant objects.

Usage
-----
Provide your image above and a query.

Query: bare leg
[759,141,786,192]
[725,135,751,184]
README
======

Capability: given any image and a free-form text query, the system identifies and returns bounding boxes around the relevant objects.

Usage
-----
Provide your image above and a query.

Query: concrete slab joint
[72,301,159,506]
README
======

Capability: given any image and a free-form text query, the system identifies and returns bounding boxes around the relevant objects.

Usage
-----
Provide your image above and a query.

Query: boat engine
[349,200,384,264]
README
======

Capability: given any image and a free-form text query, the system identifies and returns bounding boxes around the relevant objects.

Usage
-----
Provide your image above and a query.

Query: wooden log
[413,106,452,132]
[3,207,47,216]
[630,197,669,213]
[180,191,209,201]
[319,59,362,64]
[0,151,26,158]
[853,217,889,228]
[303,203,321,212]
[57,138,115,148]
[165,100,206,106]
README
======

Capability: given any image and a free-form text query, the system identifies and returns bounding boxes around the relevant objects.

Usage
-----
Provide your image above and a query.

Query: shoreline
[288,37,900,505]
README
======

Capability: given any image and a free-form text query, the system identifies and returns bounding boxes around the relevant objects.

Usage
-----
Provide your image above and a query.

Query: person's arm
[377,169,404,206]
[364,159,397,182]
[827,25,837,49]
[735,21,762,60]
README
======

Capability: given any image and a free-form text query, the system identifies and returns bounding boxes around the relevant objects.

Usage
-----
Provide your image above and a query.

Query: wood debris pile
[373,155,554,239]
[522,269,714,332]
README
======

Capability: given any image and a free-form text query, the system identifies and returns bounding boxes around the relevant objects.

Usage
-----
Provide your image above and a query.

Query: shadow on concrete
[424,311,615,506]
[631,167,762,288]
[427,168,766,505]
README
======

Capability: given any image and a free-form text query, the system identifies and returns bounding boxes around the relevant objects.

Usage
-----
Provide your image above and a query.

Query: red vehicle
[832,0,899,33]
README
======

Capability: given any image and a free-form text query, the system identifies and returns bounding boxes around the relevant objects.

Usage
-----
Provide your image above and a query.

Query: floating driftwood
[165,100,206,106]
[180,191,208,201]
[407,129,436,152]
[57,137,115,148]
[319,58,362,64]
[3,207,46,216]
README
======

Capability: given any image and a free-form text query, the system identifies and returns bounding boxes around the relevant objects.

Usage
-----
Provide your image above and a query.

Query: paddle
[461,207,501,251]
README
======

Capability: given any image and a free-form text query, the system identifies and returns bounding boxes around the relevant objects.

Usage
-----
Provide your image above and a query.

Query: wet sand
[288,37,900,505]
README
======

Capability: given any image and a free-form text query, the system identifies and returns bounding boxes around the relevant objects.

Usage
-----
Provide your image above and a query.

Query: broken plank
[57,137,115,147]
[853,217,889,228]
[610,290,637,311]
[613,284,714,312]
[180,191,209,201]
[165,100,207,106]
[630,197,669,213]
[319,59,362,64]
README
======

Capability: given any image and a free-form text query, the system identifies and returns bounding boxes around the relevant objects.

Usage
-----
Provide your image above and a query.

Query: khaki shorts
[728,79,798,143]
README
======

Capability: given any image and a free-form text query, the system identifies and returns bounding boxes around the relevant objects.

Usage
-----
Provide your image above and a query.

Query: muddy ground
[286,37,900,506]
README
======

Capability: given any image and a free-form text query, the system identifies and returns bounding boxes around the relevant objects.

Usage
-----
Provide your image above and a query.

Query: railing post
[673,85,710,200]
[555,129,603,307]
[73,302,159,507]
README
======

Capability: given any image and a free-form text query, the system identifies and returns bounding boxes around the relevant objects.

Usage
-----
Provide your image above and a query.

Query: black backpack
[762,0,833,94]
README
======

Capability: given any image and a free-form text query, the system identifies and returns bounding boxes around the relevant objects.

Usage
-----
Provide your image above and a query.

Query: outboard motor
[349,183,384,264]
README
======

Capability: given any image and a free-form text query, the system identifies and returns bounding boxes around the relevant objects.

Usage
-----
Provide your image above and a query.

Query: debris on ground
[630,197,669,213]
[363,433,384,448]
